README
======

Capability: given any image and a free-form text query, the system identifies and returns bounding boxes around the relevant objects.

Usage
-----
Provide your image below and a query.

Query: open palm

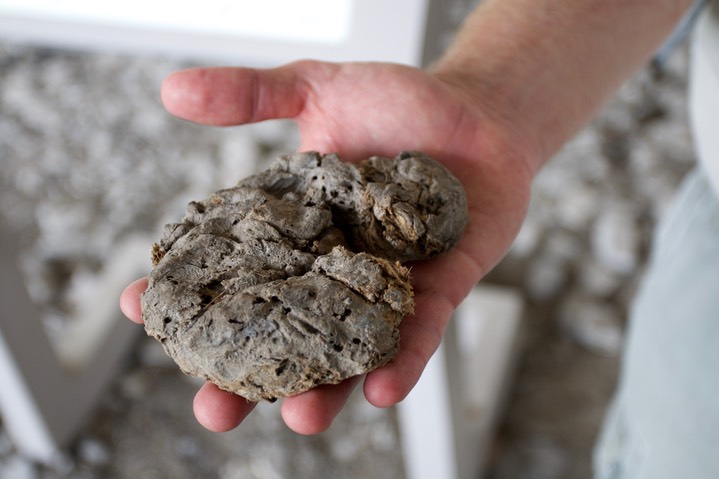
[121,60,536,434]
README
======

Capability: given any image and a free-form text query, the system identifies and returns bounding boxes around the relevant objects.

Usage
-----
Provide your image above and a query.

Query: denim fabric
[593,168,719,479]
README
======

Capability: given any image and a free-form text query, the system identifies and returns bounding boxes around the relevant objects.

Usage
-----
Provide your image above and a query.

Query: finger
[280,375,362,435]
[363,291,455,408]
[161,63,312,126]
[120,277,148,324]
[193,382,256,432]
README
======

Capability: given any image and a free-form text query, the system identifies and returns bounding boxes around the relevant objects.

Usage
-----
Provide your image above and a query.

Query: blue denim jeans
[593,168,719,478]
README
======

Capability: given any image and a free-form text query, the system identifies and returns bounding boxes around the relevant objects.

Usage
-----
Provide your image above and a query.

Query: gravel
[0,37,693,479]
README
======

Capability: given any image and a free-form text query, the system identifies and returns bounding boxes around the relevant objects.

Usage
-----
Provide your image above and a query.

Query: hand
[120,59,537,434]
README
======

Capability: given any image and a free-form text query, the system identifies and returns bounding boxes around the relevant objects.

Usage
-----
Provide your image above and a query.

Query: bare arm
[433,0,692,168]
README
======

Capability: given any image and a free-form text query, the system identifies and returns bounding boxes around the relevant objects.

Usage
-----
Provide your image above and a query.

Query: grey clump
[142,151,468,401]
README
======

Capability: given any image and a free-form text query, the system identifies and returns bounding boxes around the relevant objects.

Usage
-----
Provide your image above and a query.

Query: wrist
[428,60,547,178]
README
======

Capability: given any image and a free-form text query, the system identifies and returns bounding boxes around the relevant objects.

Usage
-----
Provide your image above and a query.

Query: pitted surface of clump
[141,151,468,401]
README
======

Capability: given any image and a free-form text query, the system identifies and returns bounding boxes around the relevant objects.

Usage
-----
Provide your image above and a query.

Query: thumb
[160,62,312,126]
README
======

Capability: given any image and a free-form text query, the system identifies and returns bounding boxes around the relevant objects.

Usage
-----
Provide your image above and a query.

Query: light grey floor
[0,41,693,479]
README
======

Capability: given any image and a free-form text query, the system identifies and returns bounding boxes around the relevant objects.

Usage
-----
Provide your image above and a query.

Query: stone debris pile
[0,40,692,479]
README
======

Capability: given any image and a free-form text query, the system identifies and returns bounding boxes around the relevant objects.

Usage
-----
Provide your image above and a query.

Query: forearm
[432,0,692,171]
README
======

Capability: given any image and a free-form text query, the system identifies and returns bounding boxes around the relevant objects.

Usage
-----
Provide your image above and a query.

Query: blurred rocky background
[0,33,693,479]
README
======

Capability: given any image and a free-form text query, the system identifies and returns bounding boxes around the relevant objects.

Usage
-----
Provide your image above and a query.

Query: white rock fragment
[330,435,363,462]
[34,201,95,259]
[516,435,570,479]
[555,184,599,231]
[591,203,639,274]
[569,130,611,183]
[370,420,398,452]
[630,141,686,213]
[64,267,99,316]
[221,454,284,479]
[118,371,151,399]
[642,117,693,165]
[559,295,624,356]
[544,230,583,263]
[77,438,110,466]
[174,436,201,459]
[525,255,568,302]
[525,231,582,301]
[599,105,637,138]
[579,260,622,297]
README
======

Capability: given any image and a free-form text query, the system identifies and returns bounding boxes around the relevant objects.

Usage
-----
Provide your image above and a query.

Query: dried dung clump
[141,151,468,401]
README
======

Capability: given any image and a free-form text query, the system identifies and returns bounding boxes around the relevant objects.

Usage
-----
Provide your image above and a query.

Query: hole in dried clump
[352,338,361,345]
[333,344,343,352]
[275,359,289,376]
[163,317,172,324]
[189,201,205,213]
[297,320,320,335]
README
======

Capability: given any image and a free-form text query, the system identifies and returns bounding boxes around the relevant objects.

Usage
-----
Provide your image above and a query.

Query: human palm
[121,60,535,434]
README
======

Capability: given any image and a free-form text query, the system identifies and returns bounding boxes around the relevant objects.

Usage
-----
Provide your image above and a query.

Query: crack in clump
[141,151,468,402]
